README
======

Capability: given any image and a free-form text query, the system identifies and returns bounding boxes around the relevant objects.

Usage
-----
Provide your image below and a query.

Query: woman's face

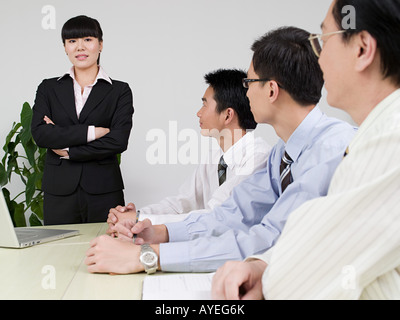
[64,36,103,70]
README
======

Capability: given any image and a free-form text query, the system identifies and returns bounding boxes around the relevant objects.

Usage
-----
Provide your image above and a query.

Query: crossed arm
[31,80,133,161]
[42,115,110,157]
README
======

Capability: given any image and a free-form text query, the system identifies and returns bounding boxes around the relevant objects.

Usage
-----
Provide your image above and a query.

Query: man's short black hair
[204,69,257,130]
[333,0,400,86]
[251,26,324,106]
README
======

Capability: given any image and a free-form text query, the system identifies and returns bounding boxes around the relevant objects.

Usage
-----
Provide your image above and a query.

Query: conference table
[0,223,147,300]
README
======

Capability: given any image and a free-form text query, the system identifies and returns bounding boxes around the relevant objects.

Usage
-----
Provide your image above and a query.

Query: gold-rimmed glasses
[308,30,346,57]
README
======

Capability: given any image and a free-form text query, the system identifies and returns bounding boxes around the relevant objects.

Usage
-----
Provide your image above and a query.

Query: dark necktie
[280,151,293,193]
[218,156,228,186]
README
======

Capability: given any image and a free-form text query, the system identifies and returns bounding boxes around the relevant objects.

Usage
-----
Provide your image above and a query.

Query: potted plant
[0,102,46,226]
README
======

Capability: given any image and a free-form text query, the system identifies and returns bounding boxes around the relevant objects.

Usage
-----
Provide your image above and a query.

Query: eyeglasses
[308,30,346,57]
[242,78,285,90]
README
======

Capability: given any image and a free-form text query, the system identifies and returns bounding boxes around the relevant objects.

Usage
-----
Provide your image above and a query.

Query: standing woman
[31,15,134,225]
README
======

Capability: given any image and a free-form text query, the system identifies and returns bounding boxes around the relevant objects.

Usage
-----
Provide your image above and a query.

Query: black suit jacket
[31,75,134,196]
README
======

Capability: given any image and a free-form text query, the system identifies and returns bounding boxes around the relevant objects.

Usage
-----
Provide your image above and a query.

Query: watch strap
[140,244,158,274]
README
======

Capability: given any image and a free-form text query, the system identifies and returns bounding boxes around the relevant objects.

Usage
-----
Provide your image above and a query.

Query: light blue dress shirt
[160,107,357,272]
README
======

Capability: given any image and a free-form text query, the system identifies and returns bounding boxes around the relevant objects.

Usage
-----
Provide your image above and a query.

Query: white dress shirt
[139,132,271,224]
[257,89,400,300]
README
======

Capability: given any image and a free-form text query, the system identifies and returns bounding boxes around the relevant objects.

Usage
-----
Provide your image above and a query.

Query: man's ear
[224,108,235,124]
[267,81,280,103]
[354,31,378,72]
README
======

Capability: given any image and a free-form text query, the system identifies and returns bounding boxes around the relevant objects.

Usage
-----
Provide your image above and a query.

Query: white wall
[0,0,352,210]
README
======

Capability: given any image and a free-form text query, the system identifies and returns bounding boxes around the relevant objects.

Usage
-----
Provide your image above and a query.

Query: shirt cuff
[87,125,96,143]
[165,222,190,243]
[159,242,191,272]
[245,248,273,265]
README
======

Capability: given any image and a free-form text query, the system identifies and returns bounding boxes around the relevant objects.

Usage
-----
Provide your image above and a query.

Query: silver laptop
[0,192,79,248]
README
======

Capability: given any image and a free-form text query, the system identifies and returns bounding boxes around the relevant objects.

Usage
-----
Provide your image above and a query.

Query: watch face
[140,252,157,266]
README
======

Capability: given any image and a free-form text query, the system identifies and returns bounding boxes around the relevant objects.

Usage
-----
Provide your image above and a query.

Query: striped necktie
[218,156,228,186]
[280,151,293,193]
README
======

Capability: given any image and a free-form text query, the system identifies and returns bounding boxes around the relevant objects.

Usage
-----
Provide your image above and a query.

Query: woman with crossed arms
[31,15,134,225]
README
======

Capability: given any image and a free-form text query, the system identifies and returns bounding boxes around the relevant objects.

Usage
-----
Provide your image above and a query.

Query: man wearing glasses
[213,0,400,300]
[84,26,356,276]
[106,69,271,228]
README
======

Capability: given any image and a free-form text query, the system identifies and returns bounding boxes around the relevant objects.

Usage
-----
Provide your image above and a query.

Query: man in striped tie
[213,0,400,300]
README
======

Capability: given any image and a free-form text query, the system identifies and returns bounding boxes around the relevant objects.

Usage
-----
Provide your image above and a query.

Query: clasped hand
[107,203,156,244]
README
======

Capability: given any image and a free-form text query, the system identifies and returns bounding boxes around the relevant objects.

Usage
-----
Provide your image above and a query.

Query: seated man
[85,26,356,275]
[212,0,400,300]
[107,69,271,229]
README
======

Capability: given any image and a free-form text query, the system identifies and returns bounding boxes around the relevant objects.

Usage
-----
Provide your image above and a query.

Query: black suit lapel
[79,80,113,123]
[55,76,79,124]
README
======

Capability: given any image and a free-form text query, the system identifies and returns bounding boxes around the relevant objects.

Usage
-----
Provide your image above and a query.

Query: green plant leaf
[3,122,20,155]
[20,104,37,168]
[37,148,46,172]
[25,173,38,205]
[0,163,7,187]
[2,188,15,225]
[20,102,32,130]
[1,102,44,227]
[6,151,19,182]
[14,203,26,227]
[9,201,26,227]
[35,171,43,190]
[2,187,10,202]
[29,213,43,226]
[23,138,37,168]
[30,196,43,221]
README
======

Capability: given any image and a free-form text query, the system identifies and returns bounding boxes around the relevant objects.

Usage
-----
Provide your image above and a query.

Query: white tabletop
[0,223,146,300]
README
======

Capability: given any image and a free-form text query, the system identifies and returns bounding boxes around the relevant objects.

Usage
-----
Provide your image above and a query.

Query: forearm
[31,122,89,149]
[68,91,133,161]
[68,128,130,161]
[31,82,89,148]
[159,223,277,273]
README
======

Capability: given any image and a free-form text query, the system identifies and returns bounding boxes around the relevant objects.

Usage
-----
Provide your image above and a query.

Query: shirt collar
[284,106,324,162]
[349,88,400,152]
[57,65,112,85]
[222,131,255,169]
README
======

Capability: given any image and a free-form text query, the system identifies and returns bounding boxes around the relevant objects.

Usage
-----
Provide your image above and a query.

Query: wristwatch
[140,244,158,274]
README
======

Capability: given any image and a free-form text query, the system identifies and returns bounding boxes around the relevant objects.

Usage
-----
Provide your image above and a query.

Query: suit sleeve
[68,83,134,162]
[31,80,89,149]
